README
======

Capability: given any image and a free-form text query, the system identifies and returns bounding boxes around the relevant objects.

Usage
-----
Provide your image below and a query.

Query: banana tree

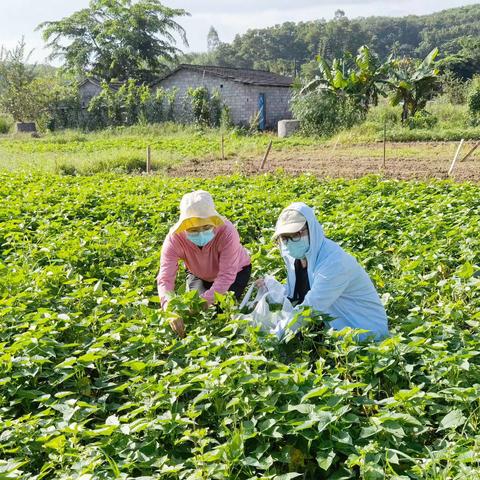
[354,45,390,109]
[300,45,388,112]
[388,48,440,124]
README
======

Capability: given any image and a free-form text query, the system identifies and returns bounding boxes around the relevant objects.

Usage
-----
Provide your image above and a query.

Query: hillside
[183,4,480,77]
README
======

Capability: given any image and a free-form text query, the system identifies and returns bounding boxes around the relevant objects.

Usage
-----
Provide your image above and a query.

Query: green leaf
[274,474,302,480]
[317,450,336,470]
[438,409,466,431]
[457,262,475,279]
[44,435,66,451]
[301,386,329,402]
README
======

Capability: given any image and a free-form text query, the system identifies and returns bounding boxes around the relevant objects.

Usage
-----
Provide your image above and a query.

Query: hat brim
[272,220,306,240]
[173,215,224,234]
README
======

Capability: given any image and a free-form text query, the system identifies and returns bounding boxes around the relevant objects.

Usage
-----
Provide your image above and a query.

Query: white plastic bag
[238,275,303,340]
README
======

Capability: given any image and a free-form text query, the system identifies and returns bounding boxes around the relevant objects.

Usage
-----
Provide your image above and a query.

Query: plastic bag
[238,275,302,340]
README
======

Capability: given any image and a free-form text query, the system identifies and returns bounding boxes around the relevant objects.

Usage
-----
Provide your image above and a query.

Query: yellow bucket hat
[172,190,225,234]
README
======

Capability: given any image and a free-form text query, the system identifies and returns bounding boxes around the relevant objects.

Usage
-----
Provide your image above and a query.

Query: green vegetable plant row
[0,173,479,479]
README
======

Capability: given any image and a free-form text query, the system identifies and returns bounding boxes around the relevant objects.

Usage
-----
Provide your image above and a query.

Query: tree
[440,37,480,80]
[467,76,480,126]
[207,27,220,53]
[0,39,47,122]
[38,0,189,83]
[301,46,388,112]
[319,12,370,60]
[388,48,440,123]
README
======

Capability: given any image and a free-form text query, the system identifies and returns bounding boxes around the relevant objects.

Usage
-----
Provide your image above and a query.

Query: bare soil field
[167,141,479,181]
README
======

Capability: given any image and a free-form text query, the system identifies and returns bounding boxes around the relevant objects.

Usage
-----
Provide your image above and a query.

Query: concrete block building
[153,64,294,129]
[78,65,294,129]
[78,78,123,108]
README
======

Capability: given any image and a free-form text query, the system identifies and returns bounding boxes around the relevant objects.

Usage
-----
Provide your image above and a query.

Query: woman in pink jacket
[157,190,251,337]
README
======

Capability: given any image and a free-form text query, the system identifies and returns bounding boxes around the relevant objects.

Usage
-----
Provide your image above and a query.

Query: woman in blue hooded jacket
[271,203,389,341]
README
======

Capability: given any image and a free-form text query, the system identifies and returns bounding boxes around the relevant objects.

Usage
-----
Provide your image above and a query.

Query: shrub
[441,70,469,104]
[467,75,480,126]
[187,87,224,127]
[407,110,439,129]
[187,86,211,125]
[428,101,469,125]
[85,81,178,130]
[220,104,233,130]
[365,103,401,126]
[291,90,365,136]
[0,114,13,134]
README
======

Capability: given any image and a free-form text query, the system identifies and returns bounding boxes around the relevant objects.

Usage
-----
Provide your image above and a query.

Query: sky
[1,0,479,63]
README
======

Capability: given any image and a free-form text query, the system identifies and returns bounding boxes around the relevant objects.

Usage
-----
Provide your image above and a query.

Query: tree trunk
[401,102,409,124]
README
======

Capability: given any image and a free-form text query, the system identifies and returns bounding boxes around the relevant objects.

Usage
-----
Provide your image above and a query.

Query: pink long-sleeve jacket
[157,220,251,307]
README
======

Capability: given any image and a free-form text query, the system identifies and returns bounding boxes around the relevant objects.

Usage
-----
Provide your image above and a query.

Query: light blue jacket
[282,203,389,340]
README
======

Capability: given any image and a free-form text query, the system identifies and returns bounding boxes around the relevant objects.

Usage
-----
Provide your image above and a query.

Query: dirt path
[167,141,480,181]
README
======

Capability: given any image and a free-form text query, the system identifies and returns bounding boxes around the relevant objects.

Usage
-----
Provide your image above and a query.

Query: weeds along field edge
[0,173,479,479]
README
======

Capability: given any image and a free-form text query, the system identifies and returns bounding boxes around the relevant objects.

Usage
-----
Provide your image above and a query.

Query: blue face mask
[187,229,215,247]
[283,236,310,259]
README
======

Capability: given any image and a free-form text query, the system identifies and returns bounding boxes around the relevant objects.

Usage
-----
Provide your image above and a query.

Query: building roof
[78,78,125,90]
[154,64,294,88]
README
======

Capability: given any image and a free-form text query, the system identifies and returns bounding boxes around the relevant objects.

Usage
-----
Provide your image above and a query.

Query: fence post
[383,121,387,169]
[328,135,340,163]
[448,139,464,176]
[146,145,151,174]
[260,140,273,170]
[460,141,480,163]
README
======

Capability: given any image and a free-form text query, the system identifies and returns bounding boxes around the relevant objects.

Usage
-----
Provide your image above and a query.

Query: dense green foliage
[293,46,441,131]
[0,173,479,478]
[38,0,189,83]
[0,113,13,134]
[467,77,480,126]
[439,37,480,80]
[0,40,80,128]
[300,46,388,111]
[48,81,227,131]
[0,39,58,124]
[291,91,364,137]
[184,5,480,78]
[186,87,224,128]
[85,81,178,130]
[388,49,440,123]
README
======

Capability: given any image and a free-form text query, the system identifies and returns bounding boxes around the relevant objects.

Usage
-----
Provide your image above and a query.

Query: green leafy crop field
[1,173,479,479]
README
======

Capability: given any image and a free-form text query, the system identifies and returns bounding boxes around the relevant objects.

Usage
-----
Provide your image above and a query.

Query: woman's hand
[255,278,265,289]
[169,315,185,338]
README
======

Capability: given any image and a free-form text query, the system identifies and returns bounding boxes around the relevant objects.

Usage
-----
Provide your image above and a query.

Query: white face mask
[187,229,215,247]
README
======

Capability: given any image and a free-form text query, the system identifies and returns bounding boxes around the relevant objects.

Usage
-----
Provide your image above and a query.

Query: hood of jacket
[279,202,325,297]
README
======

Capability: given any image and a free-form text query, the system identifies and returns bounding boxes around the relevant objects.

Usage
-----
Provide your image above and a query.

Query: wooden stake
[146,145,151,174]
[328,135,340,163]
[260,140,273,170]
[448,139,464,176]
[221,134,225,161]
[460,141,480,163]
[383,121,387,169]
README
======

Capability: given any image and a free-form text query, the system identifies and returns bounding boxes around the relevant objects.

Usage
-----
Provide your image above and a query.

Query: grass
[1,101,478,175]
[339,99,480,143]
[0,123,318,174]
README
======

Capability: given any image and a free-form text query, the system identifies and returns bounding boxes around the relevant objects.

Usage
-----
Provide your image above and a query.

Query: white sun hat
[272,208,307,239]
[172,190,225,233]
